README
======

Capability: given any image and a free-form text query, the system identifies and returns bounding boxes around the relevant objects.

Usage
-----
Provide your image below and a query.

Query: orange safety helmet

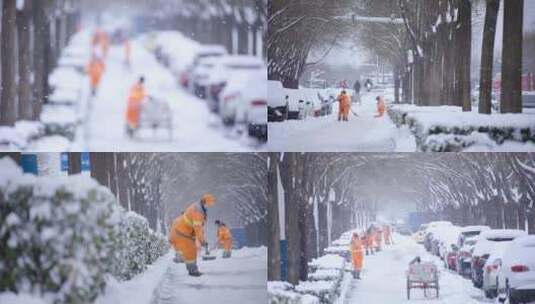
[201,193,215,207]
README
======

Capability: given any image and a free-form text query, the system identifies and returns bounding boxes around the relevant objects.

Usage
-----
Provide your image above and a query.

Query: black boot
[186,263,202,277]
[357,271,361,280]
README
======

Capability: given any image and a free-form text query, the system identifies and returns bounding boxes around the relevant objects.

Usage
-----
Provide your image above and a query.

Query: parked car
[268,80,289,122]
[456,237,478,276]
[445,245,460,271]
[471,229,527,289]
[412,224,428,244]
[205,55,265,113]
[219,69,267,141]
[482,242,510,299]
[185,45,227,93]
[437,226,461,260]
[496,235,535,304]
[458,225,490,248]
[191,57,219,98]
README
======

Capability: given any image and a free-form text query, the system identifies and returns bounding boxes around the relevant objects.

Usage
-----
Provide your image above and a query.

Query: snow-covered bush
[387,105,535,151]
[295,280,338,304]
[0,158,169,303]
[268,281,320,304]
[110,211,169,281]
[0,158,119,304]
[0,121,45,150]
[41,106,78,141]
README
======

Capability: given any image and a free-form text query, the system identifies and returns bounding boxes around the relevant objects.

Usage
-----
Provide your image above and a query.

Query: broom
[201,243,217,261]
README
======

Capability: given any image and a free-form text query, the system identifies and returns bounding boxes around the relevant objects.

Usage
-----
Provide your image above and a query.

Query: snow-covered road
[344,235,492,303]
[268,92,416,152]
[96,247,266,304]
[82,40,257,151]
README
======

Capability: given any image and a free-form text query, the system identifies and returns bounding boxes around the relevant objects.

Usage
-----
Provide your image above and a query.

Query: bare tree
[1,0,18,126]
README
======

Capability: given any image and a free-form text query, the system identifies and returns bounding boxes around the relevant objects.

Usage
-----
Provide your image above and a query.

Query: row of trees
[268,152,535,285]
[0,0,81,126]
[134,0,266,57]
[268,0,526,113]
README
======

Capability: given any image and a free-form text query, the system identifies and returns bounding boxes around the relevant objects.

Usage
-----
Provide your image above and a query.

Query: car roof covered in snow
[221,69,266,100]
[480,229,527,240]
[196,44,227,55]
[502,235,535,266]
[216,55,265,67]
[460,225,490,233]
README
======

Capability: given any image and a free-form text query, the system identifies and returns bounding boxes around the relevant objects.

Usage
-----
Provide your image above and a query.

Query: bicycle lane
[344,234,489,303]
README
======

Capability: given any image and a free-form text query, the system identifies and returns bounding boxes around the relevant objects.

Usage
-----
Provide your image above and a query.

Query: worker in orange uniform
[215,220,233,258]
[366,228,375,255]
[337,90,351,121]
[125,76,146,136]
[375,95,386,118]
[86,54,105,97]
[350,232,364,279]
[168,194,215,276]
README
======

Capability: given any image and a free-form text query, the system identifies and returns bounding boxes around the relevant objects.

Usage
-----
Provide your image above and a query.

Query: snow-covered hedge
[387,105,535,151]
[111,212,169,281]
[0,121,45,150]
[0,158,119,303]
[268,281,320,304]
[0,158,169,303]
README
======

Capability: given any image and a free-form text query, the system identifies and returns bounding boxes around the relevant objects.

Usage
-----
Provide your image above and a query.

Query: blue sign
[60,153,69,171]
[81,152,90,171]
[280,240,287,281]
[230,228,247,248]
[20,154,38,174]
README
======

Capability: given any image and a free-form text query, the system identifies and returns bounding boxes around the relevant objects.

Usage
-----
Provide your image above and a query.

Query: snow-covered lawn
[96,247,267,304]
[344,234,492,304]
[268,91,416,152]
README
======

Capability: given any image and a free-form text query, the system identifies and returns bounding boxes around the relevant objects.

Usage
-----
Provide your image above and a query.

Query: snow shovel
[201,243,217,261]
[350,109,359,117]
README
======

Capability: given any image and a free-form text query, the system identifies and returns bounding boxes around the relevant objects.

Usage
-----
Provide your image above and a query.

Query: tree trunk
[107,153,118,196]
[67,152,82,175]
[500,0,524,113]
[456,0,472,112]
[17,0,33,120]
[116,153,129,208]
[32,0,47,119]
[90,152,109,187]
[479,0,500,114]
[1,0,18,126]
[268,153,281,281]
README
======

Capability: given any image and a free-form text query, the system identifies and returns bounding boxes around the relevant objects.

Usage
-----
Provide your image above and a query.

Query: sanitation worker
[375,95,386,118]
[86,54,105,97]
[125,76,146,136]
[337,90,351,121]
[169,194,216,276]
[366,229,375,255]
[350,232,364,279]
[215,220,233,258]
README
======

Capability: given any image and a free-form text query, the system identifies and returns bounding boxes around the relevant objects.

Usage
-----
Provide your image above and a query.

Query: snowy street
[97,247,267,304]
[345,234,490,304]
[55,29,258,152]
[268,92,416,152]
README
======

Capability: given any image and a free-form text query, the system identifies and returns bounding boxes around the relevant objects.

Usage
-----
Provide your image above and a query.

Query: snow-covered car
[458,225,490,248]
[186,45,227,94]
[204,55,265,113]
[268,80,289,122]
[191,57,219,99]
[436,226,461,260]
[423,221,453,252]
[284,88,320,119]
[496,235,535,304]
[456,237,478,276]
[218,69,267,141]
[482,242,510,299]
[412,224,429,244]
[471,229,527,289]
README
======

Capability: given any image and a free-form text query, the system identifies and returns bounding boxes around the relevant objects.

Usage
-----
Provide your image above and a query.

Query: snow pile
[0,121,45,150]
[387,104,535,151]
[0,158,169,303]
[268,281,320,304]
[0,292,47,304]
[308,254,346,272]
